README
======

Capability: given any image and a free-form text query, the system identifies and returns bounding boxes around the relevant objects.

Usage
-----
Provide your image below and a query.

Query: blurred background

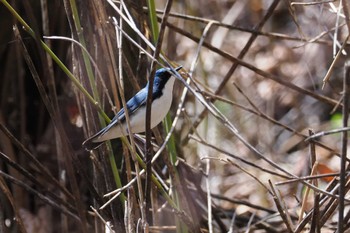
[0,0,349,232]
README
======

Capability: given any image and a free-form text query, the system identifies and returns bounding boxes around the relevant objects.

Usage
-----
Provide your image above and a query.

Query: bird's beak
[175,66,182,71]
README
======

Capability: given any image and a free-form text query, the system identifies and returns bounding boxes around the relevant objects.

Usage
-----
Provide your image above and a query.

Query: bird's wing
[98,87,148,136]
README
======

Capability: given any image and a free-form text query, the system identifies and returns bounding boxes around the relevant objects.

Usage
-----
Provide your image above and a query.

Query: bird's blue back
[98,68,172,135]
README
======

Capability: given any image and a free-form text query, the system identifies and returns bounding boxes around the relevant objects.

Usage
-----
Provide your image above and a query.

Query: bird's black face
[153,66,182,90]
[152,66,182,99]
[153,68,173,97]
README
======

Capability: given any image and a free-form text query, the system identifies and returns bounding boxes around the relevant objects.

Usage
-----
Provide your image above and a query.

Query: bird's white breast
[96,76,175,141]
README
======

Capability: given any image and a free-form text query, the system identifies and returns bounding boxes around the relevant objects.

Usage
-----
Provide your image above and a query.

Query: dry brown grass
[0,0,350,232]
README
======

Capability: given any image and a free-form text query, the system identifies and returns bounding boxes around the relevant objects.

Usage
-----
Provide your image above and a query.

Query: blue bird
[82,66,182,150]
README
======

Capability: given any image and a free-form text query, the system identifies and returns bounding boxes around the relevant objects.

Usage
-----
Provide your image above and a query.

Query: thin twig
[144,0,174,225]
[322,35,349,89]
[305,127,350,141]
[276,172,342,185]
[338,60,350,233]
[90,206,115,233]
[269,180,294,232]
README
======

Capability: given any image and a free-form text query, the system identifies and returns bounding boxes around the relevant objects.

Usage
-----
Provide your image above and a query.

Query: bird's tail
[82,140,104,151]
[82,134,104,151]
